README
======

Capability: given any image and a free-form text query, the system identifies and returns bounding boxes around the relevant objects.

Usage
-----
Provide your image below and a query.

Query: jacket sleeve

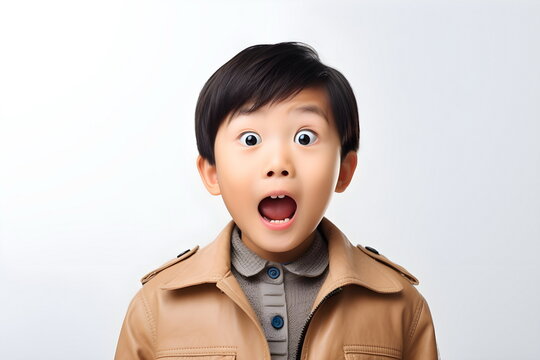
[114,289,155,360]
[404,296,439,360]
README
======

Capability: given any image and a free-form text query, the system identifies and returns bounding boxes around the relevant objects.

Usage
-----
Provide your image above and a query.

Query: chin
[268,237,304,253]
[264,244,296,254]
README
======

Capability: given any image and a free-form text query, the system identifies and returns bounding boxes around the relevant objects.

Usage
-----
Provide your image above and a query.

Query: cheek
[214,139,244,187]
[216,154,254,191]
[215,154,257,216]
[300,149,341,191]
[296,153,340,219]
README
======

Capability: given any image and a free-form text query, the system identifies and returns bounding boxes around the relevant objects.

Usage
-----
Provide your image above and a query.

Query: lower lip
[259,212,296,231]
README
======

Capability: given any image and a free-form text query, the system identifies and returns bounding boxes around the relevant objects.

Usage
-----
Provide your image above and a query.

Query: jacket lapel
[161,221,264,337]
[161,221,235,291]
[312,218,402,309]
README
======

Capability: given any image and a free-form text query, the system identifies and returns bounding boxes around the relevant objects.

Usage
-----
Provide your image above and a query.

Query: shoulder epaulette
[357,244,419,285]
[140,246,199,285]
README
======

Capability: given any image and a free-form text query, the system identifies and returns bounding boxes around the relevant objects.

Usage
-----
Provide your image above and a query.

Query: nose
[265,143,294,178]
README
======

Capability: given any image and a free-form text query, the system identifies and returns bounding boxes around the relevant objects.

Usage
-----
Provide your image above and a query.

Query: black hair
[195,42,359,165]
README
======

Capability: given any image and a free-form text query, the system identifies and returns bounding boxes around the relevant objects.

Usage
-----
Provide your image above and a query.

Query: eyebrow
[227,104,329,124]
[289,105,329,123]
[227,105,255,124]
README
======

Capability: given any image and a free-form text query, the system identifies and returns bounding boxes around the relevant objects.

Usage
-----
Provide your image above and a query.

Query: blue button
[266,266,280,279]
[271,315,284,329]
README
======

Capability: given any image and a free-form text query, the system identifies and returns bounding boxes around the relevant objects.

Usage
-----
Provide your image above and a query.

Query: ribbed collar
[230,225,329,278]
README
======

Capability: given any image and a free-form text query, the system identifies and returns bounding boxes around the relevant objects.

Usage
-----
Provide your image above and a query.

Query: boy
[115,42,438,360]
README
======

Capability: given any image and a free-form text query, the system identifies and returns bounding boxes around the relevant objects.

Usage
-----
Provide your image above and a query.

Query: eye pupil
[298,133,310,145]
[246,134,258,146]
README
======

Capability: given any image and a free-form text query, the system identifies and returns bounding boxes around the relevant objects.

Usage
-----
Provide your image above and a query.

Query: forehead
[226,86,332,124]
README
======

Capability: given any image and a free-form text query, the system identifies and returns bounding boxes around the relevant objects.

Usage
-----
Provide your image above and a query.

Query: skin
[197,86,357,263]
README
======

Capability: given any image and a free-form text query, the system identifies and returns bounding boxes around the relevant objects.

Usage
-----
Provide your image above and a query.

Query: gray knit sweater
[230,225,329,360]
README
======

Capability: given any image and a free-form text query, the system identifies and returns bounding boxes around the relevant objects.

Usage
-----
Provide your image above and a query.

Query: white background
[1,1,539,359]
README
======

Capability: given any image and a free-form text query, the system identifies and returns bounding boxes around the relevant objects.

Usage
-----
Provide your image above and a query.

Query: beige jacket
[115,217,438,360]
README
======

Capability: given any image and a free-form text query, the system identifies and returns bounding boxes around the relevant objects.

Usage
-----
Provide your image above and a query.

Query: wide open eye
[239,132,262,146]
[294,129,318,146]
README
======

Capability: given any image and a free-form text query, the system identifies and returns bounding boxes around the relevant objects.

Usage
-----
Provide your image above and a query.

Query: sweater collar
[161,217,404,295]
[230,225,328,278]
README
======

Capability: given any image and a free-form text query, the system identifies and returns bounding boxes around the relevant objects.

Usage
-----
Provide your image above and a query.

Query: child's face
[198,86,357,263]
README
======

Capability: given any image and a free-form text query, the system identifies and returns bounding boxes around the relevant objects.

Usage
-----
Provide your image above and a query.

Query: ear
[335,151,358,193]
[196,155,221,195]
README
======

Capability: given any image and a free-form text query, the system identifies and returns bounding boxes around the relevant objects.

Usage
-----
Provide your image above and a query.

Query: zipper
[295,286,344,360]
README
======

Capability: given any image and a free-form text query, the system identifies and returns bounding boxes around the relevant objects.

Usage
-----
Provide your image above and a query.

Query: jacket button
[365,246,379,255]
[266,266,280,279]
[271,315,284,329]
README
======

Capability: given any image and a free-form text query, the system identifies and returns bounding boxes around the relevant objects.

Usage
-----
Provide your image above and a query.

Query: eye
[294,129,318,146]
[239,132,262,146]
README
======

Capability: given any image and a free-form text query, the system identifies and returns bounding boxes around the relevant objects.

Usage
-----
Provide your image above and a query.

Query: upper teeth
[270,195,285,199]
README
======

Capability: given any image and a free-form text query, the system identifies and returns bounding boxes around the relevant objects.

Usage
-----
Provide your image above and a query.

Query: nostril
[267,171,274,177]
[281,170,289,176]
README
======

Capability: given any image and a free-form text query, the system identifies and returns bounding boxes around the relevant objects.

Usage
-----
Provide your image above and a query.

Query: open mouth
[258,194,297,224]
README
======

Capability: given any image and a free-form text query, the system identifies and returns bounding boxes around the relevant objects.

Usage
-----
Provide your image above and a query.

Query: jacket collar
[161,217,403,299]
